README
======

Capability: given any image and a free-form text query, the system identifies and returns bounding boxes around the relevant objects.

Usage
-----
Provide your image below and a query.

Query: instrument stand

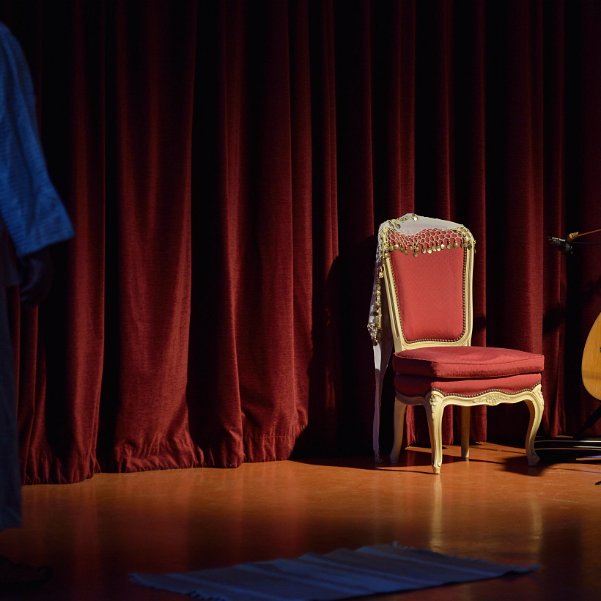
[535,228,601,461]
[534,435,601,458]
[535,406,601,458]
[574,405,601,438]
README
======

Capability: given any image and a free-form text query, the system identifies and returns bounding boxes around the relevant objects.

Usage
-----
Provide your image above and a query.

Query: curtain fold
[0,0,599,483]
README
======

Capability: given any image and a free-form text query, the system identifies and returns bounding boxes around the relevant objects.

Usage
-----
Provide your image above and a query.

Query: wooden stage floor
[1,443,600,600]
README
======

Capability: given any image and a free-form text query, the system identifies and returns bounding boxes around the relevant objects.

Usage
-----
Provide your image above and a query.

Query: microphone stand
[567,227,601,242]
[536,226,601,457]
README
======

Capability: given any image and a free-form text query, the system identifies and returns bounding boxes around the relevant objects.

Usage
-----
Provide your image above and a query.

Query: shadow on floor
[293,442,600,477]
[293,446,490,474]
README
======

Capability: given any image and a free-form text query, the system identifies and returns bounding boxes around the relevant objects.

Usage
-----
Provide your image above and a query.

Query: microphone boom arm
[567,227,601,242]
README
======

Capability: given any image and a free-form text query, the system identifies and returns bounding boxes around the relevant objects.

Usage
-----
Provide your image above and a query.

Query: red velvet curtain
[1,0,600,484]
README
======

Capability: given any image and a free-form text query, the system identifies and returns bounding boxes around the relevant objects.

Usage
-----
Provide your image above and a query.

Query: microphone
[547,236,573,254]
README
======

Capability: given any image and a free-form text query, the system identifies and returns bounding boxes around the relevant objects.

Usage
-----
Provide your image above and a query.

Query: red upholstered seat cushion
[394,372,542,398]
[392,346,544,379]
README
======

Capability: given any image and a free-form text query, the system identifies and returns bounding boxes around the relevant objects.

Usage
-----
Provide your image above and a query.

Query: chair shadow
[293,447,466,475]
[295,443,587,477]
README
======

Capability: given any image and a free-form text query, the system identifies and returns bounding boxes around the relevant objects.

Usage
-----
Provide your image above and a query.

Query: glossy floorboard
[1,443,600,601]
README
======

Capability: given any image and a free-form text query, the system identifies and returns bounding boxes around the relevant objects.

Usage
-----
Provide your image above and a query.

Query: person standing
[0,22,74,589]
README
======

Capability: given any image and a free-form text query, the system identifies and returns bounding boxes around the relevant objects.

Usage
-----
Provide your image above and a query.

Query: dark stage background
[1,0,600,484]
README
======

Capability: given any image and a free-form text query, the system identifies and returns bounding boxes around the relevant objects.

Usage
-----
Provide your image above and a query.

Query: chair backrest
[379,214,475,352]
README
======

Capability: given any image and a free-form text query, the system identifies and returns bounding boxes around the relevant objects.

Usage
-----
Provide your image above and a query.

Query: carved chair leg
[524,389,544,467]
[390,398,407,464]
[373,384,382,464]
[372,338,393,464]
[460,406,470,460]
[425,398,444,475]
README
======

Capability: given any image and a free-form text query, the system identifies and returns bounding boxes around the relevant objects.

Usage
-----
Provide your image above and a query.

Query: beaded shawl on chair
[367,213,475,347]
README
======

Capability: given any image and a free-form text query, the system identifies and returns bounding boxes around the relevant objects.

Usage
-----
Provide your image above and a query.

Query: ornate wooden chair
[368,214,544,473]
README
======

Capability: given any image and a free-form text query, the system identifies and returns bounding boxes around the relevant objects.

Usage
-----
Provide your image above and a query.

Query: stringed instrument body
[582,312,601,402]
